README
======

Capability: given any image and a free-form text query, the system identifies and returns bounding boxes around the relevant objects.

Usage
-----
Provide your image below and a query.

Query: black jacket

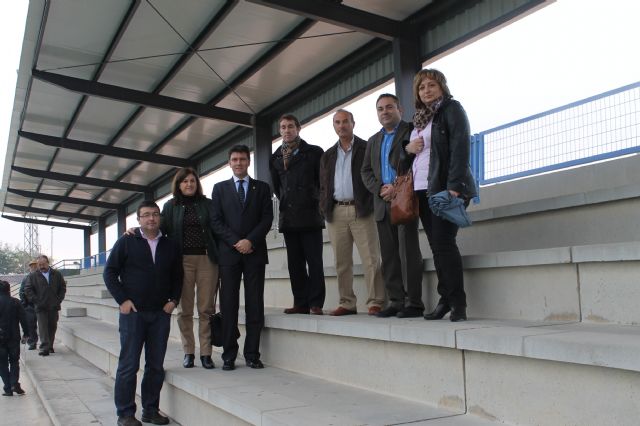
[211,177,274,266]
[161,196,219,264]
[0,294,27,344]
[402,97,478,199]
[103,229,183,311]
[24,268,66,312]
[319,136,374,222]
[270,139,325,231]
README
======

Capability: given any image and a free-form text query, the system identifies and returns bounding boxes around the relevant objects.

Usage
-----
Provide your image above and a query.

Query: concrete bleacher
[22,154,640,425]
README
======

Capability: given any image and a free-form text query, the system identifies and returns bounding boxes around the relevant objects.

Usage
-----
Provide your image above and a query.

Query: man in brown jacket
[319,109,385,316]
[24,255,66,356]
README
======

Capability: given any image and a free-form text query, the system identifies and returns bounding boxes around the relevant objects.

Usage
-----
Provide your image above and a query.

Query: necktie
[237,179,245,205]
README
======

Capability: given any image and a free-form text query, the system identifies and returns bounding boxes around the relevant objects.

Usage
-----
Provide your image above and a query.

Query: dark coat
[0,294,27,343]
[103,229,183,311]
[24,268,66,313]
[269,139,325,231]
[161,196,219,264]
[211,177,274,266]
[319,135,374,222]
[361,121,414,222]
[402,97,478,199]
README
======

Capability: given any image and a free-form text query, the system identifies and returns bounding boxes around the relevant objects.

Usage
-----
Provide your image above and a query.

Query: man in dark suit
[211,144,274,371]
[24,255,66,356]
[361,94,424,318]
[18,260,38,350]
[0,280,28,396]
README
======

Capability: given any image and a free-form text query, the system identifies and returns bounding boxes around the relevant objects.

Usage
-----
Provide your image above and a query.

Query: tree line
[0,242,32,274]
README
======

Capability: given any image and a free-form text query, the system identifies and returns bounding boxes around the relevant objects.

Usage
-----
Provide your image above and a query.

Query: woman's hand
[124,227,137,236]
[405,137,424,155]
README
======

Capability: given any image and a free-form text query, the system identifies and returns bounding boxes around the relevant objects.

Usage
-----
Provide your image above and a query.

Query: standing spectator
[0,280,28,396]
[18,260,38,350]
[319,109,385,316]
[361,94,425,318]
[211,145,273,371]
[24,255,66,356]
[403,69,477,322]
[104,200,183,426]
[270,113,326,315]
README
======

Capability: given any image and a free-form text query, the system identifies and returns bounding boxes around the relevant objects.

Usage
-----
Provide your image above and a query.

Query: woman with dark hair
[160,168,219,368]
[403,69,477,322]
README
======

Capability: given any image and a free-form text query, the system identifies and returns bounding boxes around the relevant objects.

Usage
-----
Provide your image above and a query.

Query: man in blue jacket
[104,200,183,426]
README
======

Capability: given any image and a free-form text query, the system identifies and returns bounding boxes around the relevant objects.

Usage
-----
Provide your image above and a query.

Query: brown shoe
[310,307,324,315]
[284,306,310,314]
[367,306,382,316]
[330,307,357,316]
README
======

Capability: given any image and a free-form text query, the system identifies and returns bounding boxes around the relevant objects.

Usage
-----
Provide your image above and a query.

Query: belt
[334,200,355,206]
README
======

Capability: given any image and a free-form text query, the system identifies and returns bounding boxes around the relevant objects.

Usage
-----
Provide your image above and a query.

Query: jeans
[0,340,20,393]
[114,311,171,417]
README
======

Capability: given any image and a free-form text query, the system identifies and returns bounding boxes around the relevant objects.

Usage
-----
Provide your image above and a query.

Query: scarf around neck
[413,97,444,131]
[282,136,301,170]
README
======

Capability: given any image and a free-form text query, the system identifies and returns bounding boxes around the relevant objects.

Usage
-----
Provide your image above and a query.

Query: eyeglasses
[138,212,161,218]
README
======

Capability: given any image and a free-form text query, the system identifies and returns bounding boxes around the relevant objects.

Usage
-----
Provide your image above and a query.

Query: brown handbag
[390,171,419,225]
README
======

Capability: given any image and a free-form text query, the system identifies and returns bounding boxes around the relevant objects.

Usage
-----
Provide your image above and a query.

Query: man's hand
[380,184,394,202]
[163,301,177,314]
[448,190,460,198]
[234,239,254,254]
[120,300,137,314]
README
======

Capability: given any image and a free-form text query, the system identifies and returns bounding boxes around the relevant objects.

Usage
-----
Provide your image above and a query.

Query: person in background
[0,280,28,396]
[403,69,477,322]
[270,113,326,315]
[319,109,385,316]
[104,200,183,426]
[361,94,424,318]
[19,260,38,350]
[24,255,66,356]
[211,144,273,371]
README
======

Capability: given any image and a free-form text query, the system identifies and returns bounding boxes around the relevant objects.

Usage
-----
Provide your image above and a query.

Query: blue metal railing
[473,81,640,185]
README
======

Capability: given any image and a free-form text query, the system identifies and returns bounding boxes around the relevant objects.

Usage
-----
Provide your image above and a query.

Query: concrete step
[0,355,53,425]
[57,316,496,426]
[66,284,111,299]
[21,343,179,425]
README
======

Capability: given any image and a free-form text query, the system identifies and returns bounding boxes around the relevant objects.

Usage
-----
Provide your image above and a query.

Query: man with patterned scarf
[270,114,326,315]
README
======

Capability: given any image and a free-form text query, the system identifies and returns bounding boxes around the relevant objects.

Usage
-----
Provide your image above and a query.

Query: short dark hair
[37,254,49,263]
[171,167,204,199]
[0,280,9,295]
[376,93,400,107]
[228,144,251,160]
[137,200,160,217]
[278,113,301,129]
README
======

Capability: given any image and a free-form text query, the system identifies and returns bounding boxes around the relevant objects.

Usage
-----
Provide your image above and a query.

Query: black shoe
[117,416,142,426]
[2,391,12,396]
[222,360,235,371]
[200,355,215,369]
[424,304,451,320]
[375,306,400,318]
[183,354,195,368]
[396,307,424,318]
[38,350,49,356]
[49,348,54,353]
[450,306,467,322]
[245,359,264,369]
[141,411,169,425]
[28,344,36,350]
[12,384,25,395]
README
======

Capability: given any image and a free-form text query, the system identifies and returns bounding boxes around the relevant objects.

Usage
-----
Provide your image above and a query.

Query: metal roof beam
[245,0,408,40]
[4,204,98,221]
[32,69,254,127]
[6,188,120,210]
[2,215,91,231]
[18,130,192,168]
[11,166,148,193]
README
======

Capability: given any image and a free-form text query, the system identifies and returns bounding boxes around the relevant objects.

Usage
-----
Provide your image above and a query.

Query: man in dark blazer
[211,144,274,371]
[319,109,385,316]
[361,94,424,318]
[24,254,66,356]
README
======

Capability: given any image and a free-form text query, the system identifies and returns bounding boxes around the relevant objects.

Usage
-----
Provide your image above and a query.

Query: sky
[0,0,639,264]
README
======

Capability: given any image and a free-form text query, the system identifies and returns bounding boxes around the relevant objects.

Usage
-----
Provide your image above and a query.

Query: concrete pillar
[392,36,421,121]
[98,217,107,264]
[253,116,273,185]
